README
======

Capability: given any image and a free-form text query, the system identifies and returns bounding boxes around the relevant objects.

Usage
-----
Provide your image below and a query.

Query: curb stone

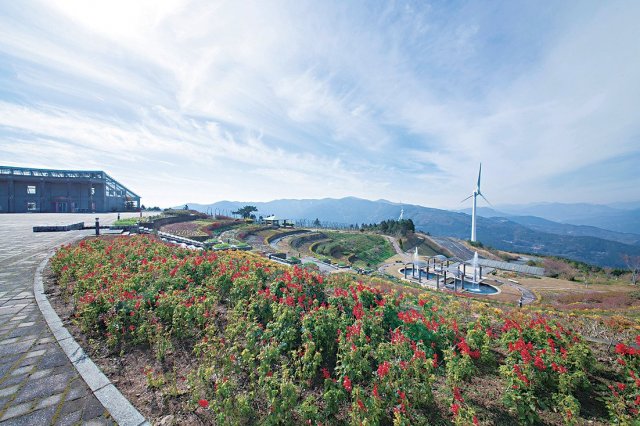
[34,250,150,426]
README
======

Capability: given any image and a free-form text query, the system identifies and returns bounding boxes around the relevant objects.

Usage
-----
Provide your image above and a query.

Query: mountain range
[460,207,640,246]
[184,197,640,269]
[478,203,640,235]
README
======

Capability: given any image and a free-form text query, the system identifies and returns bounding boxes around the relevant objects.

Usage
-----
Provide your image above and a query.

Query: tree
[313,218,321,227]
[232,205,258,219]
[623,254,640,285]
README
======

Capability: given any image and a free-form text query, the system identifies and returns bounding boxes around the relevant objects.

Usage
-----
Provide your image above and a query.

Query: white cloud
[0,0,638,208]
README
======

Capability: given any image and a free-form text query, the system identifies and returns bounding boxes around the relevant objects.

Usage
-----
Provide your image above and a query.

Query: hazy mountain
[608,201,640,210]
[504,216,640,246]
[188,197,404,224]
[472,217,640,269]
[459,207,512,218]
[459,208,640,246]
[495,202,620,222]
[492,202,640,234]
[186,197,640,268]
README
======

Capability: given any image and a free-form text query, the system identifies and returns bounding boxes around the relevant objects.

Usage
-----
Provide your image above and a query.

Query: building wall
[0,181,8,213]
[0,176,138,213]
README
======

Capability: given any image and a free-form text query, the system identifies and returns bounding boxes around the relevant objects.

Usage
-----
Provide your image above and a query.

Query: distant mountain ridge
[184,197,640,268]
[459,207,640,246]
[491,202,640,235]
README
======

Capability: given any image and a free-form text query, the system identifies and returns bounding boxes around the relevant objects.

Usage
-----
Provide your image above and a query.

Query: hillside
[503,215,640,246]
[494,202,640,235]
[461,208,640,246]
[187,198,640,268]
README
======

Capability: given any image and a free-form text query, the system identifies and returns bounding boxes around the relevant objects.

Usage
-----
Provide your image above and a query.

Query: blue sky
[1,0,639,208]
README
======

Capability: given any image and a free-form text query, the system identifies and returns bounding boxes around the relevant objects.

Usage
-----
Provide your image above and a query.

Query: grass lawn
[312,231,395,267]
[113,217,141,226]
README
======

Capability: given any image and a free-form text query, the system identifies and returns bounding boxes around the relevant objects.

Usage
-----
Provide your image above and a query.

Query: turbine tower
[399,207,404,220]
[461,163,491,242]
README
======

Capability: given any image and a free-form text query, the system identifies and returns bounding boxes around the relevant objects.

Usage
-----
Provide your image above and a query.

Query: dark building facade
[0,166,140,213]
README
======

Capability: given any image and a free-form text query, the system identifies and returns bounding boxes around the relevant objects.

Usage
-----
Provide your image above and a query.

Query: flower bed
[49,236,638,425]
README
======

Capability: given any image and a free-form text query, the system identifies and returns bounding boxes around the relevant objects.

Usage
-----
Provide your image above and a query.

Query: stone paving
[0,213,136,425]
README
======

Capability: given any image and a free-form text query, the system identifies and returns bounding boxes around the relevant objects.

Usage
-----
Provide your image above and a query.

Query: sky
[1,0,639,209]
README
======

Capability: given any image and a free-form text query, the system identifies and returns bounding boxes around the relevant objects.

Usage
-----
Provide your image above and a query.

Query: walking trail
[0,213,144,425]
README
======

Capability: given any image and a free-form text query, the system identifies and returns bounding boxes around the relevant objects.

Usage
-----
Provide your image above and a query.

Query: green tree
[232,205,258,219]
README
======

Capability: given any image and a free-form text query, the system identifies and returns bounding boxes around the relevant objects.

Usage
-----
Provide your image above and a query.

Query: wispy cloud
[0,0,638,207]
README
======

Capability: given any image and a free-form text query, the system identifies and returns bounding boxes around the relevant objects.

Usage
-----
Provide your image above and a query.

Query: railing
[0,165,104,179]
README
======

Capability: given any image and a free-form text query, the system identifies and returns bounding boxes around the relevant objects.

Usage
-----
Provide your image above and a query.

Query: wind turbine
[461,163,491,242]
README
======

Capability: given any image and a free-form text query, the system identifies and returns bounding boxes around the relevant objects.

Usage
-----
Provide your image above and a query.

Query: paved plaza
[0,214,139,425]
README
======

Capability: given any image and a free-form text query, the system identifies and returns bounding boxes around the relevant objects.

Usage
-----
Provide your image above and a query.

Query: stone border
[33,251,149,426]
[33,222,85,232]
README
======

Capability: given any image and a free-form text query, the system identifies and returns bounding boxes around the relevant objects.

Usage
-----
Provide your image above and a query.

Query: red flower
[357,399,366,411]
[457,338,480,359]
[321,368,331,379]
[513,364,530,385]
[451,403,460,416]
[352,303,364,320]
[372,383,380,399]
[616,343,637,356]
[343,375,352,392]
[453,387,464,403]
[377,361,391,378]
[198,399,209,408]
[473,415,479,425]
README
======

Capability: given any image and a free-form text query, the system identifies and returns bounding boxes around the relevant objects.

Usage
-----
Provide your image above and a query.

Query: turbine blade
[460,194,474,203]
[477,163,482,191]
[479,193,492,206]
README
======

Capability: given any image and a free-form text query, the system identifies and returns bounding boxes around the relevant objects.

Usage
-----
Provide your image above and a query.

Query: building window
[91,187,95,196]
[27,185,36,194]
[27,202,37,211]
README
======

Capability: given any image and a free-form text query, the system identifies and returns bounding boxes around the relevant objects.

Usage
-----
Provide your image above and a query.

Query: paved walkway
[428,236,475,261]
[0,213,134,425]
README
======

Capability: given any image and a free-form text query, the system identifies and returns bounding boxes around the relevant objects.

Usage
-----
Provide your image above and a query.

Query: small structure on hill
[264,215,294,228]
[264,215,280,226]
